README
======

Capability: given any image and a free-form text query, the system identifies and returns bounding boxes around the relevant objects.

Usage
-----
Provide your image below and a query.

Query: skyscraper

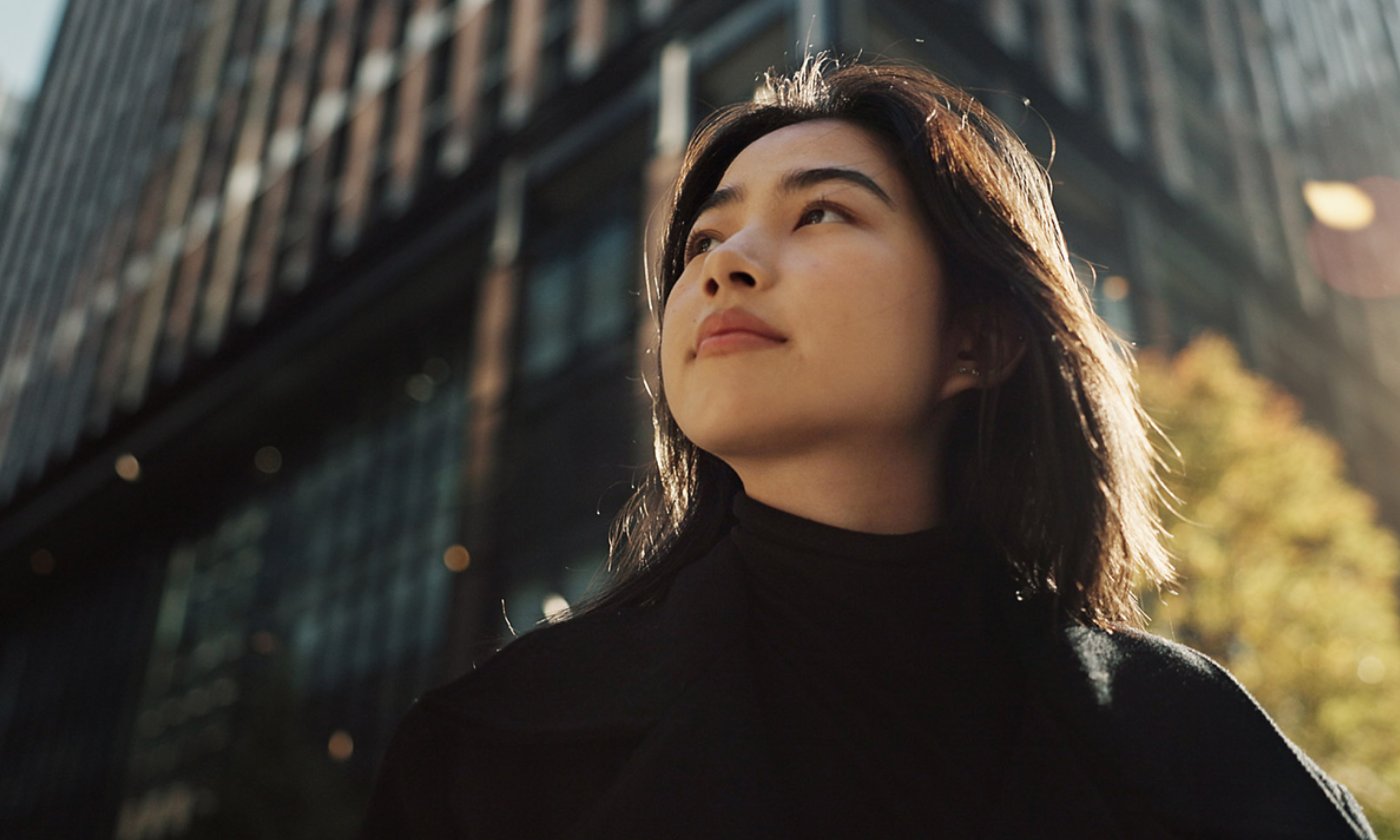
[0,77,28,197]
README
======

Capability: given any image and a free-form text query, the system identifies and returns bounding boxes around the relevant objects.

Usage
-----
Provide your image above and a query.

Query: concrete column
[443,160,525,680]
[795,0,831,54]
[632,41,690,470]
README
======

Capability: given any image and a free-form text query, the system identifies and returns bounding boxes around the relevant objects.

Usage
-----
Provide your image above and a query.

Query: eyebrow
[692,166,896,220]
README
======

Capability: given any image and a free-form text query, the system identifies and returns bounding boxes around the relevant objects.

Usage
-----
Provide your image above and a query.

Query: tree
[1137,333,1400,838]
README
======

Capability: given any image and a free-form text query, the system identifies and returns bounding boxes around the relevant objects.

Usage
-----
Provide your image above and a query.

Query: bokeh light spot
[542,593,571,621]
[443,544,471,572]
[115,453,141,481]
[1303,180,1375,231]
[327,730,354,761]
[1357,655,1386,685]
[1103,275,1130,302]
[405,373,435,402]
[1307,176,1400,298]
[254,446,283,474]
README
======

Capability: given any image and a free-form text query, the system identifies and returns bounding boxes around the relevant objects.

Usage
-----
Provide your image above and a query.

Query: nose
[702,236,764,296]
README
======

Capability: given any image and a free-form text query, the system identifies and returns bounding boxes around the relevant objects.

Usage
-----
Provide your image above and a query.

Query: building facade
[0,0,1396,836]
[0,78,27,198]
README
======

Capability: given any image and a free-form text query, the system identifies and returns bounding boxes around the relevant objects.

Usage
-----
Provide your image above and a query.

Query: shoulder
[1045,623,1251,714]
[1033,623,1376,839]
[361,612,661,840]
[416,604,671,735]
[414,542,750,734]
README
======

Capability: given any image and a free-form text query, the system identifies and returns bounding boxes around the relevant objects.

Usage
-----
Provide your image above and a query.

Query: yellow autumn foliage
[1137,333,1400,837]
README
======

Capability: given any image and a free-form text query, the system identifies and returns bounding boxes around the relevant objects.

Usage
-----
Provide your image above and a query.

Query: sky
[0,0,68,96]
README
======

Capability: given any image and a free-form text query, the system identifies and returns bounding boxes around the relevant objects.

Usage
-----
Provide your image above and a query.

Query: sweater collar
[730,490,955,567]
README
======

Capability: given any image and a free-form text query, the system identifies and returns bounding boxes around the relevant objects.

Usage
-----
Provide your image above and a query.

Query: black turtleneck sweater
[729,491,1024,837]
[360,487,1378,839]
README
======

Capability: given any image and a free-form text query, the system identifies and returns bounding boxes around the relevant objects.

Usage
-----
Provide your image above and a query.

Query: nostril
[704,272,758,294]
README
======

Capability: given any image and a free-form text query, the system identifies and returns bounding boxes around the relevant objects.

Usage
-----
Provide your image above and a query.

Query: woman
[361,58,1377,838]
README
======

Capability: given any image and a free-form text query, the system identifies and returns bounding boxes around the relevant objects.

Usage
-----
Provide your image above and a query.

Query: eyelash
[683,199,850,263]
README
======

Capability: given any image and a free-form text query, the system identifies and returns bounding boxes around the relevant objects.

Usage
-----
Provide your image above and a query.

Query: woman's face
[661,119,971,467]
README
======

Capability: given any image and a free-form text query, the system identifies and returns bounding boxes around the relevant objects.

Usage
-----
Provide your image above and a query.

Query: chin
[684,422,818,465]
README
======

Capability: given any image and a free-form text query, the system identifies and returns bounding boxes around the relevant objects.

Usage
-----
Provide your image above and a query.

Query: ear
[938,307,1028,401]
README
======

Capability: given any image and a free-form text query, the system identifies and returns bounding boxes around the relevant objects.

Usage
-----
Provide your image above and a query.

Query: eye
[796,201,849,228]
[683,230,716,263]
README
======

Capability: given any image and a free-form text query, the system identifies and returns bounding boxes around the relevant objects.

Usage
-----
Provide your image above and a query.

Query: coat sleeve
[359,700,465,840]
[1046,626,1379,839]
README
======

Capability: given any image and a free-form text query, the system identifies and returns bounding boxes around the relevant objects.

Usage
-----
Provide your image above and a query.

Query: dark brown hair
[572,56,1172,628]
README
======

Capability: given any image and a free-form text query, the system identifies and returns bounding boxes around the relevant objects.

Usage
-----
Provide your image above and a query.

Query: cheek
[800,240,942,339]
[805,272,947,408]
[658,289,691,390]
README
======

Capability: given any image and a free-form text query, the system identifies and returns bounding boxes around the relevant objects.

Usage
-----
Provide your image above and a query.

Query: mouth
[695,330,787,358]
[694,308,788,355]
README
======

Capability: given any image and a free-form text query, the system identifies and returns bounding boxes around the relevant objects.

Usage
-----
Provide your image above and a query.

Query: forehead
[718,119,900,185]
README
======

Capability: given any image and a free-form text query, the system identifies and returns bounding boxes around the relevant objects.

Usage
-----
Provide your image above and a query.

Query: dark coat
[360,538,1377,839]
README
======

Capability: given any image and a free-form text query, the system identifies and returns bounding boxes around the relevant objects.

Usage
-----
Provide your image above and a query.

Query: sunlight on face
[660,119,964,467]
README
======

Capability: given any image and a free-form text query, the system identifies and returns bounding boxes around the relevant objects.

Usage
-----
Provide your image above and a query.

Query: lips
[695,308,788,353]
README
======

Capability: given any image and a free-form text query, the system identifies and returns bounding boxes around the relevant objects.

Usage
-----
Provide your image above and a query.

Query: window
[520,258,574,380]
[519,201,636,383]
[579,216,635,346]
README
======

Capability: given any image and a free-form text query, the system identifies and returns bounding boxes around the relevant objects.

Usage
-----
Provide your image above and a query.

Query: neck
[725,439,944,535]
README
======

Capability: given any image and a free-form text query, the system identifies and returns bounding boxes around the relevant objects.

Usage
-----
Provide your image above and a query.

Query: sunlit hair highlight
[572,56,1174,629]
